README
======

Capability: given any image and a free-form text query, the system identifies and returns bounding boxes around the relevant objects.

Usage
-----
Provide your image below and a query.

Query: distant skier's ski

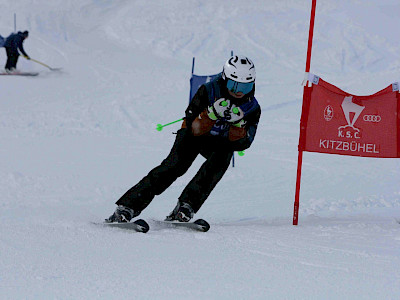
[98,219,150,233]
[156,219,210,232]
[0,71,39,76]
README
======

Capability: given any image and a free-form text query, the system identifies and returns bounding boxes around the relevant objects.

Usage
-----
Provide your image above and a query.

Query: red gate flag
[293,74,400,225]
[299,74,400,158]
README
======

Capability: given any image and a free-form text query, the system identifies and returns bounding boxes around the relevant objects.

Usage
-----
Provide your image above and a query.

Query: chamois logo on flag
[338,96,365,139]
[323,105,333,121]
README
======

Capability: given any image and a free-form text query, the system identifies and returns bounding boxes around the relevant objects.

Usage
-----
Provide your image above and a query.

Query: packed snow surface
[0,0,399,299]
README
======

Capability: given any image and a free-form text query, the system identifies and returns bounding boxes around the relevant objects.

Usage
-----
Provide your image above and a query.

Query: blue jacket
[4,32,28,56]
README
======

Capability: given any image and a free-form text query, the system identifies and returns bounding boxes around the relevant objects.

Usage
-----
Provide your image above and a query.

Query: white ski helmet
[222,55,256,83]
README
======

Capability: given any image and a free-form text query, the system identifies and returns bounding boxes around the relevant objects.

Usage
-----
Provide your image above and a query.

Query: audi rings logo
[324,105,334,121]
[363,115,381,122]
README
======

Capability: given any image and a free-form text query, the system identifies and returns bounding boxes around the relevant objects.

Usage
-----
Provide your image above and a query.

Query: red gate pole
[293,150,303,225]
[293,0,317,225]
[305,0,317,74]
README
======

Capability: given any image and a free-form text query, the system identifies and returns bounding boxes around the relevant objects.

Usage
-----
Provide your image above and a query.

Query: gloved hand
[24,55,31,60]
[208,98,245,125]
[226,104,244,124]
[207,98,231,120]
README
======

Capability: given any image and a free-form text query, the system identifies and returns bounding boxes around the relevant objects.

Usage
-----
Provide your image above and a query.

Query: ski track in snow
[0,0,400,299]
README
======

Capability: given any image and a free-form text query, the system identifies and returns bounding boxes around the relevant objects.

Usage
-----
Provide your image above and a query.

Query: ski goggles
[226,79,254,95]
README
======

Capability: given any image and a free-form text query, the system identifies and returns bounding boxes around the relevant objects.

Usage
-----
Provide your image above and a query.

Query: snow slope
[0,0,399,299]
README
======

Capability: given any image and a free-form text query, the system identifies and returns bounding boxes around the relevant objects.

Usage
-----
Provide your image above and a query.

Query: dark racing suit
[116,74,261,214]
[4,32,29,70]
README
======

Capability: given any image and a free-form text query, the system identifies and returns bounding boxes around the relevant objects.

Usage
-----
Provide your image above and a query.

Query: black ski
[100,219,150,233]
[0,71,39,76]
[156,219,210,232]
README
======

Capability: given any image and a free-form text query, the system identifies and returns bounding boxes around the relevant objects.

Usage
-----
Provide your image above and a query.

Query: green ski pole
[156,118,184,131]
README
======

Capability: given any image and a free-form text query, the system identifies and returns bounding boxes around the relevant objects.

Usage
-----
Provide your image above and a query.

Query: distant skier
[3,30,30,72]
[107,55,261,223]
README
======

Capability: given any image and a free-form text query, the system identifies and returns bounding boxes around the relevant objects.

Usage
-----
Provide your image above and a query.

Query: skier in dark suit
[4,30,30,72]
[107,55,261,223]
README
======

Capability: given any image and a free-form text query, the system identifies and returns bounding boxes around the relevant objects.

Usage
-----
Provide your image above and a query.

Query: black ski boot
[165,202,194,222]
[105,205,138,223]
